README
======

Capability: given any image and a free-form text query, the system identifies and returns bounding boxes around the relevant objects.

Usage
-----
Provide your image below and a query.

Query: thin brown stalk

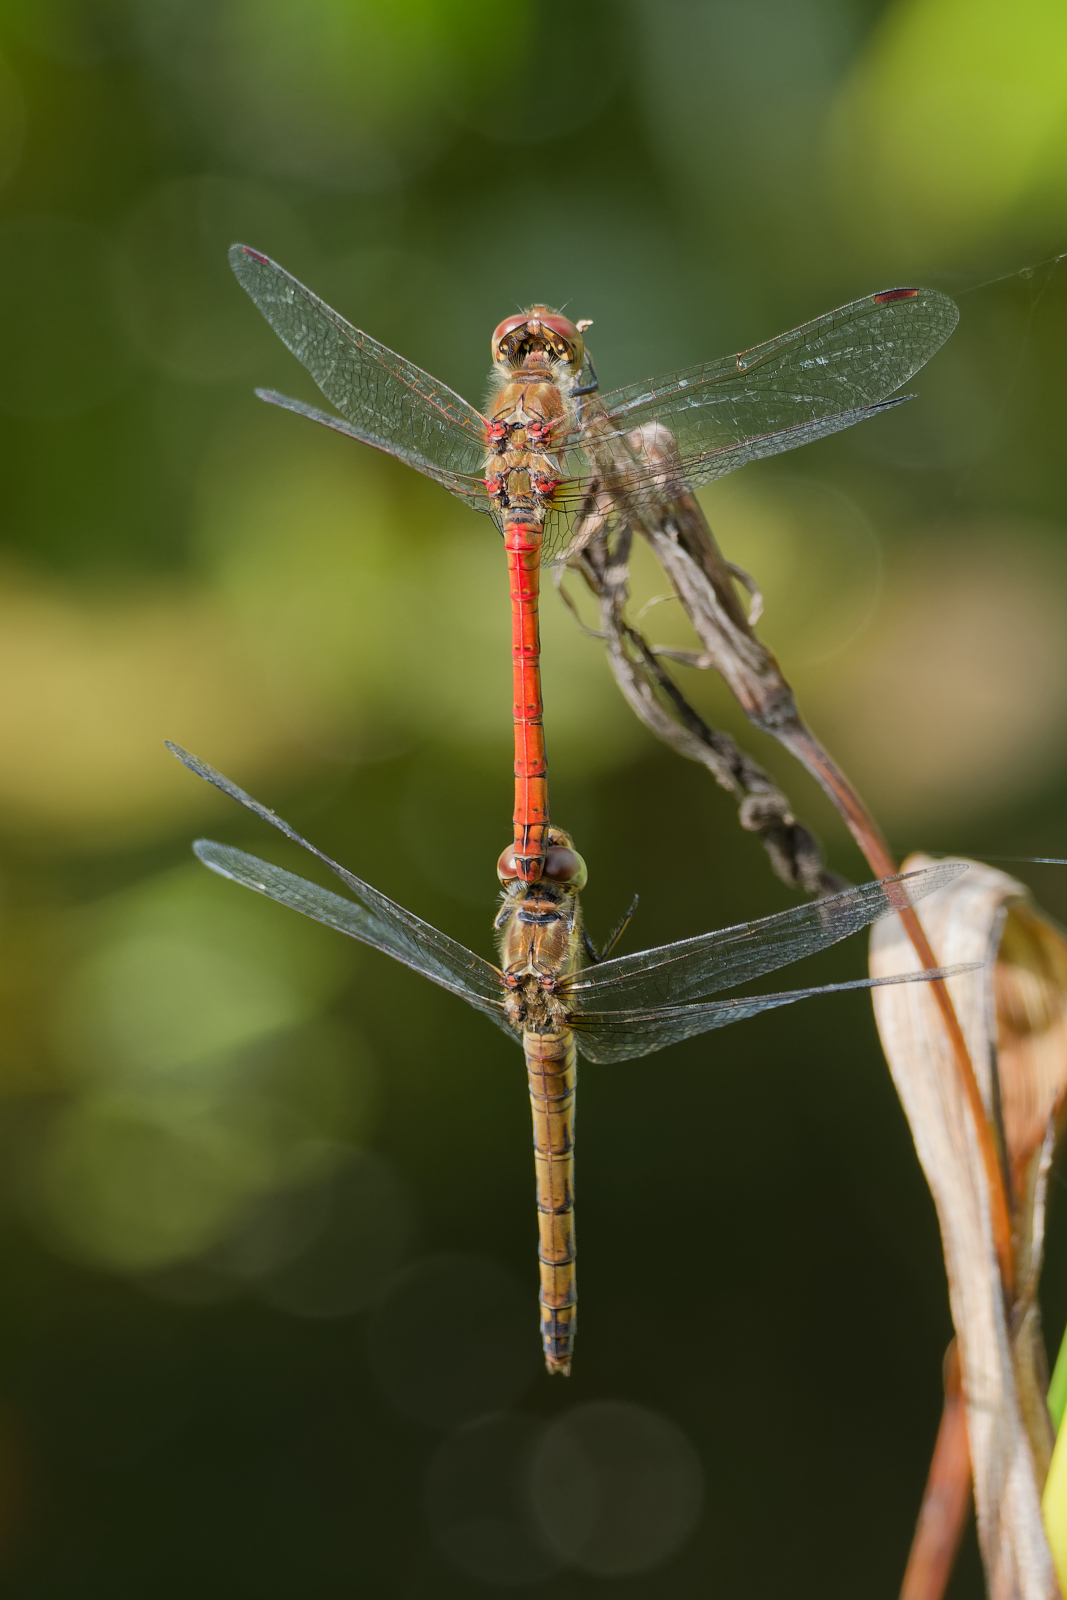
[900,1342,972,1600]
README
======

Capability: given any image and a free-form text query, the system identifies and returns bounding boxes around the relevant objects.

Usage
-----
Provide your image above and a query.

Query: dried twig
[564,526,844,897]
[562,415,1032,1597]
[567,421,1013,1296]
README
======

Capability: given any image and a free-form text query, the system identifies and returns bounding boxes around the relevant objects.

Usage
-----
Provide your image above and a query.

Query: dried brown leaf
[870,858,1067,1599]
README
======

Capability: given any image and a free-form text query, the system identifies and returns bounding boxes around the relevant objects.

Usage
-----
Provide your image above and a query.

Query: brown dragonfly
[169,742,970,1375]
[229,246,958,887]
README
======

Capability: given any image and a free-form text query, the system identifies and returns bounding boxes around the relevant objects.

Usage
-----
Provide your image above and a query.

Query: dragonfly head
[492,306,585,375]
[497,827,588,892]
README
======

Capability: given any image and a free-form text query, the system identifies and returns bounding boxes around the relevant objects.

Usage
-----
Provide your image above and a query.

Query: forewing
[589,287,958,472]
[540,396,911,558]
[230,244,489,503]
[573,964,979,1064]
[565,864,967,1012]
[168,743,509,1023]
[195,842,513,1038]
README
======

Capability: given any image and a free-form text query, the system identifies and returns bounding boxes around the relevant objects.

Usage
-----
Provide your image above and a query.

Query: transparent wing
[230,244,490,506]
[195,842,513,1039]
[168,743,510,1027]
[254,389,491,516]
[573,964,979,1064]
[986,857,1067,865]
[535,287,958,560]
[563,863,967,1012]
[584,287,959,491]
[538,396,910,560]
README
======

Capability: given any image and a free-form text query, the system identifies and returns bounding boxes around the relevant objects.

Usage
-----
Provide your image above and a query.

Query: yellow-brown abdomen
[525,1026,577,1374]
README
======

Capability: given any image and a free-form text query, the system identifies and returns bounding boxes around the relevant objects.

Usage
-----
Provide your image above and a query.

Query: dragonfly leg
[583,893,640,964]
[573,350,599,399]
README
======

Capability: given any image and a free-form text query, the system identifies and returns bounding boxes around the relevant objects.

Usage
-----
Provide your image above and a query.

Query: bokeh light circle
[424,1413,562,1586]
[366,1252,540,1428]
[529,1400,704,1576]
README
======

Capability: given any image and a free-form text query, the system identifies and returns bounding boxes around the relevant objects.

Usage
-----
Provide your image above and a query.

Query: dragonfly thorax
[495,882,582,971]
[484,372,572,529]
[495,840,586,1033]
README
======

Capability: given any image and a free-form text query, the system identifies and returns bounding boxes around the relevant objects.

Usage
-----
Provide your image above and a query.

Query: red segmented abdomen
[505,519,549,883]
[525,1025,577,1374]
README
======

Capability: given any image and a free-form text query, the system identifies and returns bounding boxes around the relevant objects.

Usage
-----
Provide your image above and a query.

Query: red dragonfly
[169,742,970,1374]
[229,246,958,887]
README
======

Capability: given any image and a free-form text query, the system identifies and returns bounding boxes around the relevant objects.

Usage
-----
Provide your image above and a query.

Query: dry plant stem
[618,440,1014,1301]
[571,528,845,897]
[567,424,1020,1599]
[901,1342,972,1600]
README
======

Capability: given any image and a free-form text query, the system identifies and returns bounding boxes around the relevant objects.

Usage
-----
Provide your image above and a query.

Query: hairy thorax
[483,358,578,530]
[495,879,584,1034]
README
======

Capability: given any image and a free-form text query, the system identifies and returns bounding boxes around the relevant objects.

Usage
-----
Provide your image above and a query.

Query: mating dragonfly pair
[174,252,965,1372]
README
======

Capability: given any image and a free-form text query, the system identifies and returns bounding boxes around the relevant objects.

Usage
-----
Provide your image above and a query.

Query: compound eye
[491,314,529,364]
[491,308,585,370]
[536,313,583,368]
[538,312,579,340]
[496,845,522,883]
[542,846,588,891]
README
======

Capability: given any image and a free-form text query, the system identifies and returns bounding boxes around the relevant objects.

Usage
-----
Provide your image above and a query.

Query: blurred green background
[0,0,1066,1592]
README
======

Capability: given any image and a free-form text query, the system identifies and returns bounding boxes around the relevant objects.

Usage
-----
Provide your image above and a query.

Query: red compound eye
[492,312,532,349]
[491,305,584,367]
[497,846,523,882]
[542,846,588,890]
[534,310,582,344]
[496,843,588,889]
